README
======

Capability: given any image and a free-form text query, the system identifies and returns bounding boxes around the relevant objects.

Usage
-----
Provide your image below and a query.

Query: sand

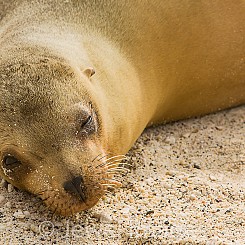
[0,105,244,245]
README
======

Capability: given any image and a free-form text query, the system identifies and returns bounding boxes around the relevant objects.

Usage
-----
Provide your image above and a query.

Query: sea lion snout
[35,152,128,216]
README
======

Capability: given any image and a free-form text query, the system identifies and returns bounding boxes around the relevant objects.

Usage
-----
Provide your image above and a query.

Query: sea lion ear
[82,67,95,78]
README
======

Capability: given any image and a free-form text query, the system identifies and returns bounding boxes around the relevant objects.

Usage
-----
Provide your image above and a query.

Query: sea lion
[0,0,244,216]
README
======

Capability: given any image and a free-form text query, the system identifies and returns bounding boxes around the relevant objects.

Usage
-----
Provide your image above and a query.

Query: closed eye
[81,115,92,129]
[3,155,22,169]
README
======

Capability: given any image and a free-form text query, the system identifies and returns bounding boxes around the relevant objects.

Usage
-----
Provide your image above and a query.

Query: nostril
[63,176,87,202]
[64,181,80,197]
[2,155,22,169]
[73,176,84,188]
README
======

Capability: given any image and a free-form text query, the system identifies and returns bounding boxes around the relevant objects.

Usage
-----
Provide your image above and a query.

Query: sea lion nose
[63,176,87,202]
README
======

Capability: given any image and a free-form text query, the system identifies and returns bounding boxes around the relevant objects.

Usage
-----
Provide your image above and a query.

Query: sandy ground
[0,105,244,245]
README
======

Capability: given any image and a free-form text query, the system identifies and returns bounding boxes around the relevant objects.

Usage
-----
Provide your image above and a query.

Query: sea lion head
[0,51,126,216]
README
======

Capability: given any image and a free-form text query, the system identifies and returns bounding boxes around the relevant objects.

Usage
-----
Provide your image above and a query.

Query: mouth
[38,187,102,216]
[37,154,130,216]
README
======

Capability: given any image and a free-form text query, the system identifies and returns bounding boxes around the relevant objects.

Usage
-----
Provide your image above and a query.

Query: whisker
[41,197,50,202]
[94,153,113,162]
[104,155,126,163]
[104,174,125,179]
[106,170,129,175]
[102,177,121,182]
[46,199,55,211]
[91,153,104,162]
[119,162,132,168]
[104,191,113,196]
[37,191,45,195]
[36,189,49,195]
[104,157,128,166]
[36,188,57,196]
[101,179,122,187]
[105,188,116,193]
[104,163,131,170]
[107,166,130,170]
[101,183,119,187]
[95,157,127,169]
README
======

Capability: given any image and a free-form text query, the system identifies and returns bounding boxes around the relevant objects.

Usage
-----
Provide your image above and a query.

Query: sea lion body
[0,0,244,215]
